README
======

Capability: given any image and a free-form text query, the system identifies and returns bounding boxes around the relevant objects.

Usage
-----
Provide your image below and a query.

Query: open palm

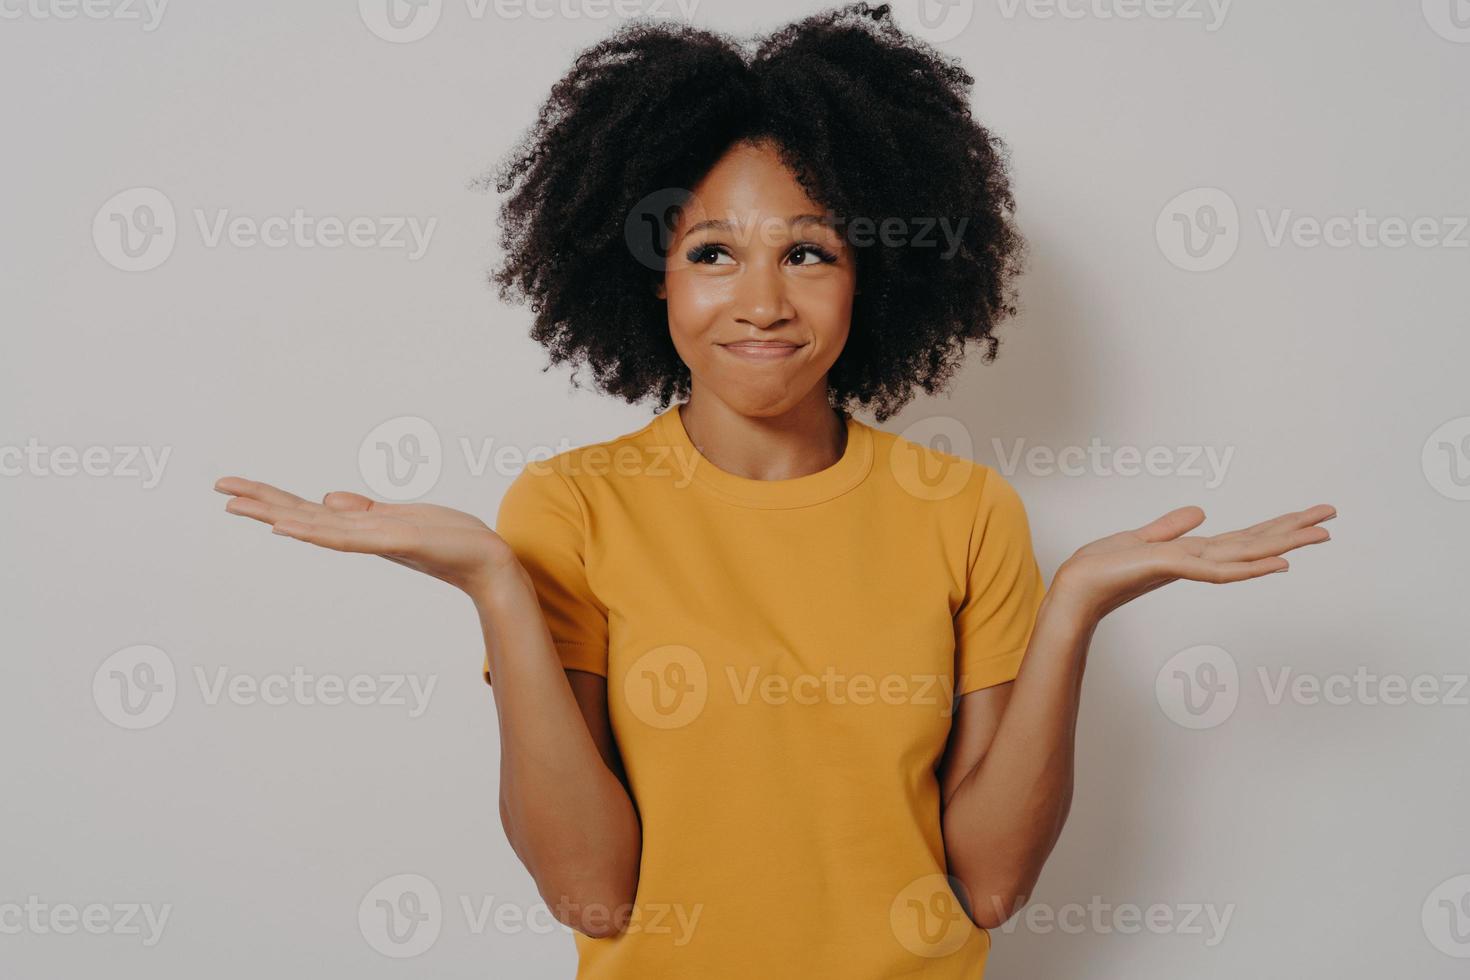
[1057,503,1336,622]
[215,476,516,595]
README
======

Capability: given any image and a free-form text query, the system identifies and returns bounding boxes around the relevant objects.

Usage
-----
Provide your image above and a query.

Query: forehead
[679,140,824,226]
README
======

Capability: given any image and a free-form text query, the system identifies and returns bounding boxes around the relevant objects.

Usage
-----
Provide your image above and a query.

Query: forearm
[941,583,1097,927]
[475,566,641,933]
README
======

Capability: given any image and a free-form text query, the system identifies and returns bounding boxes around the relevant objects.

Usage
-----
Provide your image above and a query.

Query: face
[655,140,856,418]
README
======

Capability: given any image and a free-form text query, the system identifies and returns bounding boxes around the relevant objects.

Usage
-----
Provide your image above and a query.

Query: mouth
[718,341,806,361]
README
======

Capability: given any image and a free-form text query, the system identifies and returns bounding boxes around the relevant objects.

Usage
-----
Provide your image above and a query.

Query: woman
[216,5,1334,976]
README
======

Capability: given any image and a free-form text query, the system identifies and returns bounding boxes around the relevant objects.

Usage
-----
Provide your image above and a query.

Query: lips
[719,340,804,360]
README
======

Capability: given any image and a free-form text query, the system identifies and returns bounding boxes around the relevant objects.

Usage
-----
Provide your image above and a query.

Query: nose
[733,259,796,330]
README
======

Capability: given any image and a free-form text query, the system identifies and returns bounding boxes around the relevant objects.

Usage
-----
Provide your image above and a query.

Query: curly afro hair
[485,2,1024,424]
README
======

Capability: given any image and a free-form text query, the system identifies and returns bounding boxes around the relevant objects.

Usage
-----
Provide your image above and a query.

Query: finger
[1203,525,1330,563]
[214,476,312,509]
[1212,503,1338,542]
[322,490,380,513]
[1134,505,1207,543]
[225,495,368,530]
[1175,554,1290,584]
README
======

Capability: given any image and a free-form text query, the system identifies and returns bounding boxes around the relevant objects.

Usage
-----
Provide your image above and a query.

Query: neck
[678,388,848,482]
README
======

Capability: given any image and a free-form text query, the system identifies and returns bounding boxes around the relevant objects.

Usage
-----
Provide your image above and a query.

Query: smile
[718,342,805,361]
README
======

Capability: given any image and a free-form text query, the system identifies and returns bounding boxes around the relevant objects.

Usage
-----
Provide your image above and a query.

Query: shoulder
[868,422,1034,555]
[504,415,662,503]
[867,421,1003,511]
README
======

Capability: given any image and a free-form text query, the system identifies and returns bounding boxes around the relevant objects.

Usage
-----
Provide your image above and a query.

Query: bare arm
[214,477,641,937]
[478,567,641,937]
[939,503,1336,928]
[938,590,1094,928]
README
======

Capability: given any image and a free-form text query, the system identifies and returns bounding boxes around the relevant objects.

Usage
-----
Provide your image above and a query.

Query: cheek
[664,276,731,340]
[802,277,855,348]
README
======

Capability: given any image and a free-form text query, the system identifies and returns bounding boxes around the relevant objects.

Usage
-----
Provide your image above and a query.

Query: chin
[716,385,811,417]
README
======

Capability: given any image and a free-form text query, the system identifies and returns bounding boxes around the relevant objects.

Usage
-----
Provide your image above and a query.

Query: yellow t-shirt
[484,402,1047,978]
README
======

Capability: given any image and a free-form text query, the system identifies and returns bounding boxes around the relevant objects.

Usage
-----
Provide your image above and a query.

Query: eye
[686,244,734,266]
[788,243,838,266]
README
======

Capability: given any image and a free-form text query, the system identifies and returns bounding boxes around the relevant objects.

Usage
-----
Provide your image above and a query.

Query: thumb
[322,490,377,512]
[1135,505,1206,543]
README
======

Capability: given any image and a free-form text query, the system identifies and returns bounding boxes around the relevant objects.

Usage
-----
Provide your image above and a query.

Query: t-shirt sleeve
[953,466,1048,696]
[482,462,609,686]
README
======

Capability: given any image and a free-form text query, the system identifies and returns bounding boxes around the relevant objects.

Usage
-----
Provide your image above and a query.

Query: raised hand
[1053,503,1336,623]
[214,476,518,596]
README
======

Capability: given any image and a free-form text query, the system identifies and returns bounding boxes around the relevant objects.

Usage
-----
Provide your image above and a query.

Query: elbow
[968,891,1026,930]
[498,797,642,938]
[949,853,1047,930]
[956,816,1073,930]
[515,827,641,939]
[958,869,1040,934]
[556,902,627,940]
[539,871,639,938]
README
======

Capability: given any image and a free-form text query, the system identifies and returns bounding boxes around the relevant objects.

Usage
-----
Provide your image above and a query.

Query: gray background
[3,0,1468,976]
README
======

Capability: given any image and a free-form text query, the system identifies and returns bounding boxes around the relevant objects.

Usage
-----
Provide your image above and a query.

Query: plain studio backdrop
[2,0,1467,976]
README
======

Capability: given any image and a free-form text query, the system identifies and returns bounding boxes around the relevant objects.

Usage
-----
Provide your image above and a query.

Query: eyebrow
[679,213,840,244]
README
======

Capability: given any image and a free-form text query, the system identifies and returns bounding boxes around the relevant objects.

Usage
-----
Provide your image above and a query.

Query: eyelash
[685,243,839,266]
